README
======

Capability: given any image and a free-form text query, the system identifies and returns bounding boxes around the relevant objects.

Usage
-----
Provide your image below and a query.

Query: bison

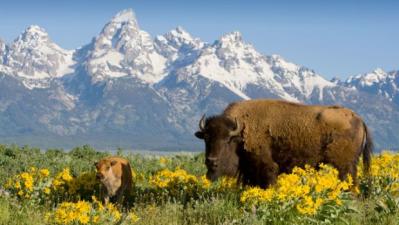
[95,156,133,205]
[195,99,372,188]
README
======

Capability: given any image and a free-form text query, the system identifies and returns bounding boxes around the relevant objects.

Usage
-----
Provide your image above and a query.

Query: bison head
[94,159,117,181]
[195,115,244,181]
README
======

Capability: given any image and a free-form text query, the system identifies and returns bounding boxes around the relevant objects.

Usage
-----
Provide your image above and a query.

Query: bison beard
[195,99,373,189]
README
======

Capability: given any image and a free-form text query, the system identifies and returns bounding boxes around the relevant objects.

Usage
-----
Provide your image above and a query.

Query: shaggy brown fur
[195,99,373,188]
[95,156,133,205]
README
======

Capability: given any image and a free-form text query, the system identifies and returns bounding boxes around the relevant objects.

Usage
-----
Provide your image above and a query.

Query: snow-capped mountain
[2,25,74,88]
[171,31,335,102]
[154,26,205,67]
[342,68,399,104]
[0,8,398,150]
[83,9,167,84]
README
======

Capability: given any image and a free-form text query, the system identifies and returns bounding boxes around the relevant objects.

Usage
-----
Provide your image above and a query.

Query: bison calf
[95,156,133,205]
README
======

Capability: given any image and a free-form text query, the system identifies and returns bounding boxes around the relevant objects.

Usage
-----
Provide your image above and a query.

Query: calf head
[94,159,117,182]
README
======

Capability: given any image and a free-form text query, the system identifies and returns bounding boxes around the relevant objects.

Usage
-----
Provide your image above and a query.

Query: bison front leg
[100,187,110,205]
[239,149,279,188]
[103,195,110,205]
[245,150,279,188]
[115,190,124,206]
[258,159,279,188]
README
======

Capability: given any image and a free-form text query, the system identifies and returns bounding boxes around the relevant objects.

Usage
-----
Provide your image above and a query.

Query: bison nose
[205,157,218,168]
[96,174,102,180]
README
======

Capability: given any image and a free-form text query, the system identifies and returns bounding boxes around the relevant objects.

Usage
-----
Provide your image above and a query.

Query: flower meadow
[0,145,399,225]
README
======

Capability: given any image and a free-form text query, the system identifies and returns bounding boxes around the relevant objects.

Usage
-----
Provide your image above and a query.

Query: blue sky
[0,0,398,79]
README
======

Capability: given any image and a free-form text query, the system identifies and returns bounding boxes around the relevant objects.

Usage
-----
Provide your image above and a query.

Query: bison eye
[229,136,243,143]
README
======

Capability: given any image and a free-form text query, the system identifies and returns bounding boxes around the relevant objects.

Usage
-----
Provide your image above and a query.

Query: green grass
[0,144,398,225]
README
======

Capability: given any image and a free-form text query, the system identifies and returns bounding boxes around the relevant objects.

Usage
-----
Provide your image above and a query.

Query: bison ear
[110,160,117,166]
[195,131,204,139]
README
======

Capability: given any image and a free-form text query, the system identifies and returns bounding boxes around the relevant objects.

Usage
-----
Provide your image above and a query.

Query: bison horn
[199,114,206,131]
[229,118,243,137]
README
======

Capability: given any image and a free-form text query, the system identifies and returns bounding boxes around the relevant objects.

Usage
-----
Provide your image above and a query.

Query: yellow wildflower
[44,187,51,195]
[39,169,50,177]
[240,163,354,216]
[200,175,211,189]
[14,181,21,189]
[128,211,140,223]
[159,157,168,165]
[78,214,90,224]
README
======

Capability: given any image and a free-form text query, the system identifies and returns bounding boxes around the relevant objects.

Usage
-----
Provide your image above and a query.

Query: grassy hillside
[0,144,398,225]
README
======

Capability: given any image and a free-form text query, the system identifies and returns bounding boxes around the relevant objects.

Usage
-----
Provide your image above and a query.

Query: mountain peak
[362,68,388,81]
[87,8,167,83]
[162,26,204,48]
[345,68,390,87]
[95,8,142,51]
[4,24,74,82]
[18,25,49,42]
[111,8,137,24]
[25,25,47,34]
[372,68,386,75]
[175,26,186,33]
[169,26,193,40]
[154,26,204,64]
[219,31,243,43]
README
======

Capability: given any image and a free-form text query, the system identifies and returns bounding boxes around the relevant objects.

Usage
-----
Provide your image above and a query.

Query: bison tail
[362,122,373,176]
[362,122,373,196]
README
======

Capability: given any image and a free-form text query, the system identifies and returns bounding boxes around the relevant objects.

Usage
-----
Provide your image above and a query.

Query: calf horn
[199,114,206,131]
[229,118,242,136]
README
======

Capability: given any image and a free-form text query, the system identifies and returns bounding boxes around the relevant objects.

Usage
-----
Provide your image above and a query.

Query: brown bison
[195,99,372,188]
[95,156,133,205]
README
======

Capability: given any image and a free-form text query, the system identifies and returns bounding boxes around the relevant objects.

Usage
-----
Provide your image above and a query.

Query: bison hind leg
[337,163,360,194]
[337,164,356,182]
[325,157,358,192]
[323,137,360,184]
[239,151,279,189]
